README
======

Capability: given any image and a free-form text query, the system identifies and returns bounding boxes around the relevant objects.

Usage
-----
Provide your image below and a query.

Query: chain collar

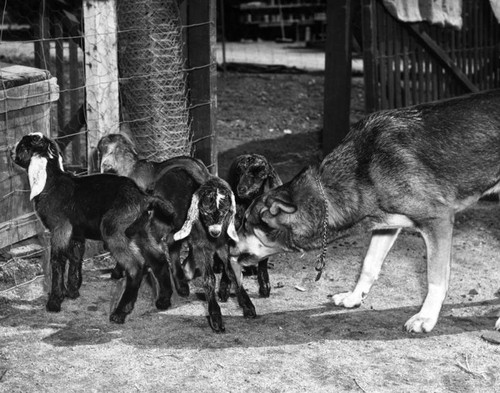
[315,172,329,281]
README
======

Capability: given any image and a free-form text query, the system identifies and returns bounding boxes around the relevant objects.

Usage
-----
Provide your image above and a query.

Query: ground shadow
[1,292,498,350]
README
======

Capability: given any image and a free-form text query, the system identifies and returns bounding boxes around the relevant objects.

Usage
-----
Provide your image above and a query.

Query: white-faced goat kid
[223,153,282,298]
[12,133,174,324]
[127,172,256,332]
[174,176,257,332]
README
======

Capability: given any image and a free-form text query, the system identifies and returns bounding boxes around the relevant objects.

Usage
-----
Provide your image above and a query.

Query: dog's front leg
[404,215,453,333]
[333,228,401,308]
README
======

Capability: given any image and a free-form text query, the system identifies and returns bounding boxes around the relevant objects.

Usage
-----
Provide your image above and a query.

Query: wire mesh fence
[0,0,211,273]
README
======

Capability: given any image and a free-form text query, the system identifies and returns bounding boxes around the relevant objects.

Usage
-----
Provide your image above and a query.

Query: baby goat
[127,168,256,332]
[223,153,282,298]
[97,132,206,281]
[97,133,199,191]
[12,133,173,324]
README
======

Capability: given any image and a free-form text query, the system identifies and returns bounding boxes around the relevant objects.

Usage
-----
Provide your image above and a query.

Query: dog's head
[13,132,64,200]
[229,154,282,201]
[231,167,327,265]
[173,177,238,242]
[97,133,138,176]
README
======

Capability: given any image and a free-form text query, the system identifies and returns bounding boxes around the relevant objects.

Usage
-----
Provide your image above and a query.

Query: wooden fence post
[83,0,120,172]
[185,0,217,173]
[323,0,353,156]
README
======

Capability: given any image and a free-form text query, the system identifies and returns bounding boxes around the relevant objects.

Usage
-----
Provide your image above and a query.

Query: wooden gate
[362,0,500,112]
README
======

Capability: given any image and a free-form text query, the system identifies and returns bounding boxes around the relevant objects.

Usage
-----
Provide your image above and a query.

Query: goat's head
[97,133,138,176]
[174,177,238,242]
[230,154,282,200]
[13,132,64,200]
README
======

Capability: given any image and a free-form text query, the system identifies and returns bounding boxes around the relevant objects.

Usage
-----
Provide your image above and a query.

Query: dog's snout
[101,162,117,174]
[208,224,222,238]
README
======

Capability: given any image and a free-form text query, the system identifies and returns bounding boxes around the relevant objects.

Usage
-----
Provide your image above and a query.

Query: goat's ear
[28,154,48,200]
[268,193,296,215]
[173,192,200,241]
[227,192,239,242]
[263,167,283,193]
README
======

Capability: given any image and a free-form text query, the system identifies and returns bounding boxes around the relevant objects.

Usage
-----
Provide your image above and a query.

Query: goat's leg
[228,253,256,319]
[47,249,67,312]
[148,256,174,310]
[169,242,190,297]
[217,253,231,302]
[110,266,144,324]
[257,258,271,298]
[47,224,73,312]
[194,246,224,332]
[66,238,85,299]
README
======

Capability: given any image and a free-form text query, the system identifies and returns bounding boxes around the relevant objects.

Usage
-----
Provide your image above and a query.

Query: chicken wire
[117,0,191,161]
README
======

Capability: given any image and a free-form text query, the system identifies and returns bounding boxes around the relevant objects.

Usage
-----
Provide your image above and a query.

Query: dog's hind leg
[404,214,454,333]
[333,228,401,308]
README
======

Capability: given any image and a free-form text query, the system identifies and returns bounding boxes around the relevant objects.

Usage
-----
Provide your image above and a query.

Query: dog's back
[320,89,500,223]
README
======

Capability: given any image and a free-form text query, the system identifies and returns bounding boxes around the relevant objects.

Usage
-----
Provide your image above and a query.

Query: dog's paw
[332,291,363,308]
[404,313,437,333]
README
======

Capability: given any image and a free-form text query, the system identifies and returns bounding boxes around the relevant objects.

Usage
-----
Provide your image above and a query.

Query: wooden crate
[0,64,59,250]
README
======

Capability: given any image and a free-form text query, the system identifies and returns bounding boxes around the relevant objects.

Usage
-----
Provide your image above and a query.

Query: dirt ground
[1,72,500,393]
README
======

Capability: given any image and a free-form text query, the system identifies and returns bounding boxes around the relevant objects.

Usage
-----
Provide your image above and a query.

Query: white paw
[404,313,437,333]
[332,291,363,308]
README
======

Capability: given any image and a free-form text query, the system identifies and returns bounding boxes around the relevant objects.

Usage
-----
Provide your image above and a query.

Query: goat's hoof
[110,265,124,280]
[65,289,80,299]
[177,283,190,298]
[243,306,257,319]
[218,288,230,302]
[207,315,225,333]
[155,298,171,310]
[109,311,127,324]
[258,285,271,298]
[46,297,62,312]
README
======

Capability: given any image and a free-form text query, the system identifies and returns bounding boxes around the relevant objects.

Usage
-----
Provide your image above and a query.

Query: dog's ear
[226,192,239,242]
[267,192,296,215]
[28,154,48,200]
[173,192,200,241]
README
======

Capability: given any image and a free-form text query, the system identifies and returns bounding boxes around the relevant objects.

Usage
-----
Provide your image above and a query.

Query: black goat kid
[222,153,282,298]
[12,133,172,323]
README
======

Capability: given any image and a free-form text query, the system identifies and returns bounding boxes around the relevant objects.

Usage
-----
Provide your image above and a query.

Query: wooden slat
[83,0,120,172]
[323,0,353,153]
[0,78,59,114]
[361,0,377,113]
[186,0,218,172]
[407,25,479,93]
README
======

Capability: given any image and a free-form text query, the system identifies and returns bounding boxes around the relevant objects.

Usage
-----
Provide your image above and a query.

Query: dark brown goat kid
[12,133,172,324]
[223,153,282,298]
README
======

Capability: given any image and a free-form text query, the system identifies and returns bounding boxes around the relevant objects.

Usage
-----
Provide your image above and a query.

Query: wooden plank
[361,0,377,113]
[323,0,352,154]
[83,0,120,172]
[0,78,59,113]
[0,213,44,250]
[186,0,217,173]
[407,24,479,93]
[377,1,388,108]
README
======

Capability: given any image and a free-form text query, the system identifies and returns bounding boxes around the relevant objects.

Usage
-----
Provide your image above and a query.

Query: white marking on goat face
[208,224,223,238]
[216,189,225,209]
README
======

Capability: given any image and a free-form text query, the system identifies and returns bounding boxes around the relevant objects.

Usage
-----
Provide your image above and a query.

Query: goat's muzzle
[208,224,222,238]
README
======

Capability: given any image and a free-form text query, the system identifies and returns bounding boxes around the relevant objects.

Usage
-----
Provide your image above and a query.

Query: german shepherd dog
[230,89,500,333]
